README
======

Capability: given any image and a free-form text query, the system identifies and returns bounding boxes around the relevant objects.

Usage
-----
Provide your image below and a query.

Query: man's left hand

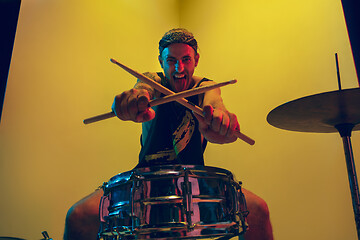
[194,105,239,144]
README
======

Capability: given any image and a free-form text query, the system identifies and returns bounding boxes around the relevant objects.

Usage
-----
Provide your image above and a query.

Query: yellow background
[1,0,359,239]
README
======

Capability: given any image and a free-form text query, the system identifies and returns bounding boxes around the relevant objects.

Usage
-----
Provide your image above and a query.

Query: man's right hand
[112,88,155,123]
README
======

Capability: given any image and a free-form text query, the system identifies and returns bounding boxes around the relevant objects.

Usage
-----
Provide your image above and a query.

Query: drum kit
[2,0,359,238]
[8,34,360,240]
[95,86,360,240]
[95,0,360,238]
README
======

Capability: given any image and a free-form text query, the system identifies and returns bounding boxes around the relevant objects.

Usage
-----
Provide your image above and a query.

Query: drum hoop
[105,165,237,189]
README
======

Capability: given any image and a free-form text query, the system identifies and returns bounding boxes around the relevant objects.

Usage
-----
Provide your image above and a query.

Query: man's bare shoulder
[193,75,215,87]
[134,72,162,99]
[142,72,161,83]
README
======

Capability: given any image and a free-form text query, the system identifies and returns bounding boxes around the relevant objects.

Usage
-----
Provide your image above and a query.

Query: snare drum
[98,165,248,240]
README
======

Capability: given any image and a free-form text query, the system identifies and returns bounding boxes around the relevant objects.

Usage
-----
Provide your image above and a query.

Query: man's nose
[175,61,184,72]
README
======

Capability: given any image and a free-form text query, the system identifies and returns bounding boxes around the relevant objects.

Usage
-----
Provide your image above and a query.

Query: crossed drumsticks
[83,58,255,145]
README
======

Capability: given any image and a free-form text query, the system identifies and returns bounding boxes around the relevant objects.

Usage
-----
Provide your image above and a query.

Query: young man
[64,28,273,240]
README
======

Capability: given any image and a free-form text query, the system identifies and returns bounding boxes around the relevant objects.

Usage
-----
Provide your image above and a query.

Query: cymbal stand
[335,123,360,239]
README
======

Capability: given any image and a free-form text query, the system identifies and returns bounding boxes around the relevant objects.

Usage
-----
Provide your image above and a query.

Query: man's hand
[194,105,239,144]
[112,88,155,123]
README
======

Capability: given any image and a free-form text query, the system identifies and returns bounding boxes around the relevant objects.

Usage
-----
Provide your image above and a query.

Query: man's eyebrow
[167,54,192,58]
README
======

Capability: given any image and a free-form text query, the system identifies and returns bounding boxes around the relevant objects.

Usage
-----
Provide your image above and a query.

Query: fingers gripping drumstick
[83,59,255,145]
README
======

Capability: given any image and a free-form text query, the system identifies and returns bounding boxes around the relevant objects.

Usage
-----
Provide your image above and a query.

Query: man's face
[159,43,199,92]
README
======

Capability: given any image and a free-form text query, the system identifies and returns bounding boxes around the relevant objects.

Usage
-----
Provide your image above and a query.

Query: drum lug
[182,170,193,228]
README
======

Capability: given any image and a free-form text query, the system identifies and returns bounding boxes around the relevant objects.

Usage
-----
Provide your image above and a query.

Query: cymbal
[267,87,360,133]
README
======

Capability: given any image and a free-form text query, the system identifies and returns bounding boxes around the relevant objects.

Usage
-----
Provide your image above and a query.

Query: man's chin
[173,78,189,92]
[174,83,188,92]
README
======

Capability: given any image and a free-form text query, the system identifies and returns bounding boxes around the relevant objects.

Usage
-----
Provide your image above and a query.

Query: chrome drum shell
[98,165,247,240]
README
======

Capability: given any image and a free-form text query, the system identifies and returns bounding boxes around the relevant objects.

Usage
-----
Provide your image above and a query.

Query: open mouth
[173,73,187,81]
[172,73,188,92]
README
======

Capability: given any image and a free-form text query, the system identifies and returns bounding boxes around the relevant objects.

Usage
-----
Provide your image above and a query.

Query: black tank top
[135,73,211,168]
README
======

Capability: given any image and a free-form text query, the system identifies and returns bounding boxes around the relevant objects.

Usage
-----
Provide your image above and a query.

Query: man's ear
[195,53,200,67]
[158,55,164,68]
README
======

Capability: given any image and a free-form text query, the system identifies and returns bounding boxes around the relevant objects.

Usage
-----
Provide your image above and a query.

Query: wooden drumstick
[83,80,236,124]
[84,59,255,145]
[83,112,116,124]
